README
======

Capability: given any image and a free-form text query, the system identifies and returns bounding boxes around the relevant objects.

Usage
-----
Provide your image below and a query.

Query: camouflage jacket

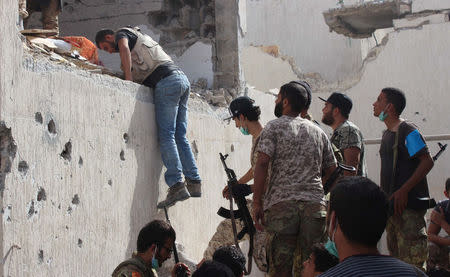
[112,254,157,277]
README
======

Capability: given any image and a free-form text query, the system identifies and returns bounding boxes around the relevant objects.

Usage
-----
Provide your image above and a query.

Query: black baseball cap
[225,96,255,120]
[319,92,353,117]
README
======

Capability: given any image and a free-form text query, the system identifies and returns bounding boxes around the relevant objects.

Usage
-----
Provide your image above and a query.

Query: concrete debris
[150,0,215,51]
[191,85,240,108]
[323,0,412,38]
[23,35,119,78]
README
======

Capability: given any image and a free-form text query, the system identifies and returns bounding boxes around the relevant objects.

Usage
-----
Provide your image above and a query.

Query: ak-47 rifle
[433,142,447,161]
[163,207,188,277]
[217,153,255,275]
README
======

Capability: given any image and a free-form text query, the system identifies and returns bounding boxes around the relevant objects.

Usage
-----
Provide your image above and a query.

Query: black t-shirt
[379,121,430,202]
[114,29,138,51]
[434,199,450,224]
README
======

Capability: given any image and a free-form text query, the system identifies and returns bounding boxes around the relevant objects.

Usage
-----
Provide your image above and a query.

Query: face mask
[240,127,249,135]
[325,216,339,258]
[378,105,389,121]
[274,102,283,118]
[152,245,159,269]
[239,119,250,135]
[325,238,339,258]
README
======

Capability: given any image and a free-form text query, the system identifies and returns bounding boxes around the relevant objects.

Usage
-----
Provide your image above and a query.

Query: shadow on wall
[125,86,164,256]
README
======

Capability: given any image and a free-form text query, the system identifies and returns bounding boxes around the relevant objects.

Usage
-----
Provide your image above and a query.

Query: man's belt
[144,63,180,88]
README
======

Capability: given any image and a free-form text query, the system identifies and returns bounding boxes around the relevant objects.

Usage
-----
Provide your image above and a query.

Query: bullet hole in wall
[35,112,43,124]
[78,239,83,248]
[123,133,129,143]
[48,119,57,135]
[71,194,80,205]
[78,156,83,167]
[37,187,46,202]
[60,141,72,161]
[27,200,35,218]
[18,161,29,174]
[108,179,112,186]
[191,140,199,160]
[120,150,125,161]
[230,144,234,152]
[38,249,44,264]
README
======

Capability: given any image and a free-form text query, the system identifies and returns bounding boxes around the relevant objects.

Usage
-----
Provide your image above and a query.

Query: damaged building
[1,0,450,276]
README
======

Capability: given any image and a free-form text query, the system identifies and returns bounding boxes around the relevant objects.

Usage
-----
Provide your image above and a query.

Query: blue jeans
[153,71,200,187]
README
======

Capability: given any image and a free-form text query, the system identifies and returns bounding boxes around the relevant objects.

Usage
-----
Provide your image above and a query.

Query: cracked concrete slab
[323,0,412,38]
[241,46,298,92]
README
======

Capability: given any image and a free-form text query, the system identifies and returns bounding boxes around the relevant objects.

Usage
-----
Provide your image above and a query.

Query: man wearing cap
[204,96,269,272]
[320,92,366,176]
[253,82,337,277]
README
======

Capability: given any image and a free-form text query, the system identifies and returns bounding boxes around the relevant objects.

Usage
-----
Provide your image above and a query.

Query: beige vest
[119,27,173,83]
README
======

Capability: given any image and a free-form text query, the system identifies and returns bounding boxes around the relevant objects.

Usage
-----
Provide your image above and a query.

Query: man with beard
[95,27,202,209]
[112,220,189,277]
[252,82,337,277]
[320,92,366,176]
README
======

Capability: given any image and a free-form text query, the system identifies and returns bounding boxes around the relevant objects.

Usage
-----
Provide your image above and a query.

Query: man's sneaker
[186,179,202,197]
[157,182,190,208]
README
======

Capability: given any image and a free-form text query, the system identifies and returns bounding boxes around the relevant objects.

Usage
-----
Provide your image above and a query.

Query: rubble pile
[190,78,239,107]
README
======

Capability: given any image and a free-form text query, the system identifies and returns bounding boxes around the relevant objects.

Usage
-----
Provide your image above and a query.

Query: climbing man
[95,27,202,208]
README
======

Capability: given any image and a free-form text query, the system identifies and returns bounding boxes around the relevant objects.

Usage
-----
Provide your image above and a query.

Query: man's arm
[428,210,450,246]
[322,164,337,187]
[252,152,270,231]
[117,38,133,81]
[391,152,434,216]
[342,147,360,176]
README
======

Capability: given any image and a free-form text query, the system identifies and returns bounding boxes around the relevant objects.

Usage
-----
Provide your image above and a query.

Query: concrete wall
[307,22,450,201]
[243,0,363,82]
[26,0,215,88]
[1,1,252,276]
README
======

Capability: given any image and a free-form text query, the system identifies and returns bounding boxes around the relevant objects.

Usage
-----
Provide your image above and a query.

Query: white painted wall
[307,22,450,202]
[1,1,251,276]
[243,0,363,82]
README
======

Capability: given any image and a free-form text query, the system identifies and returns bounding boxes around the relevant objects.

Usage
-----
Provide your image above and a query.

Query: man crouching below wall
[112,220,189,277]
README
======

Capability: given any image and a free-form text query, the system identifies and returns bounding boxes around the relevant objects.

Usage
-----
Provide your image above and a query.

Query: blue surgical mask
[152,246,159,269]
[240,127,250,135]
[239,119,250,135]
[325,217,339,258]
[325,238,339,258]
[378,111,388,121]
[378,105,389,121]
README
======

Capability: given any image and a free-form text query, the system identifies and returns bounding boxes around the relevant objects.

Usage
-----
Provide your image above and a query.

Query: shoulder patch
[405,129,425,157]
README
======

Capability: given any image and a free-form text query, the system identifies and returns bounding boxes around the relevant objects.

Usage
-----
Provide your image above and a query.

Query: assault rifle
[163,207,188,277]
[217,153,255,275]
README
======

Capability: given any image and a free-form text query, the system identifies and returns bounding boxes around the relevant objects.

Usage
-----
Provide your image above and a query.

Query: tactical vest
[117,27,173,84]
[111,256,157,277]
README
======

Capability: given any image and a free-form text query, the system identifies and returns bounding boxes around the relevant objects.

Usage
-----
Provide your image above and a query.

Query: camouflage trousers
[428,240,450,271]
[264,200,327,277]
[24,0,60,34]
[386,209,428,269]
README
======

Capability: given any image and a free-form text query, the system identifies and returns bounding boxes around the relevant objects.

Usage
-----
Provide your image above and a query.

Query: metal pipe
[364,134,450,145]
